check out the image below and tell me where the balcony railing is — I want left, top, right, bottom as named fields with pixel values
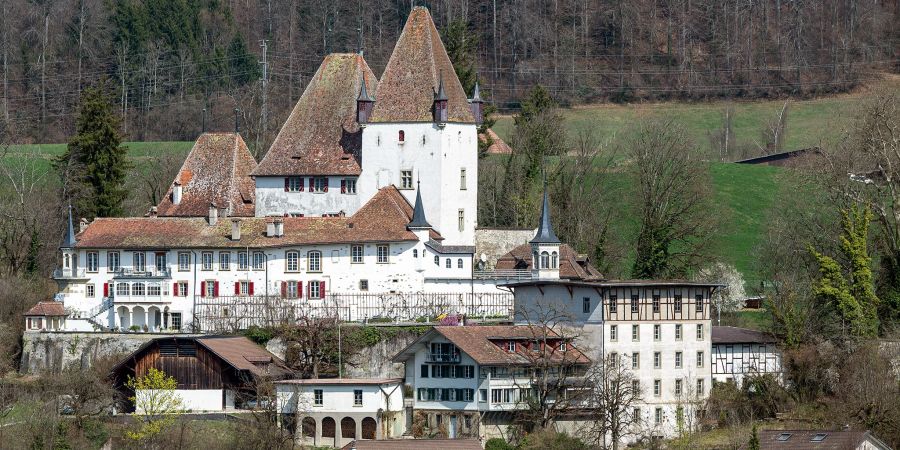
left=113, top=267, right=172, bottom=279
left=425, top=352, right=461, bottom=363
left=53, top=268, right=88, bottom=279
left=473, top=269, right=533, bottom=280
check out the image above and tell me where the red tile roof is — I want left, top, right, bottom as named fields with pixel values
left=480, top=128, right=513, bottom=154
left=24, top=301, right=67, bottom=317
left=156, top=133, right=257, bottom=217
left=276, top=378, right=402, bottom=386
left=254, top=54, right=376, bottom=177
left=195, top=336, right=290, bottom=378
left=370, top=7, right=475, bottom=123
left=76, top=186, right=440, bottom=249
left=745, top=430, right=890, bottom=450
left=341, top=439, right=483, bottom=450
left=495, top=243, right=604, bottom=281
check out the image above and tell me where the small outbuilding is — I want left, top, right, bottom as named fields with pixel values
left=111, top=335, right=291, bottom=412
left=712, top=326, right=782, bottom=386
left=743, top=429, right=891, bottom=450
left=24, top=301, right=68, bottom=331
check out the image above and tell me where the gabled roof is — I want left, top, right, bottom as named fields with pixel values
left=745, top=430, right=891, bottom=450
left=75, top=186, right=441, bottom=249
left=496, top=243, right=604, bottom=281
left=480, top=129, right=513, bottom=155
left=393, top=325, right=590, bottom=366
left=253, top=54, right=376, bottom=176
left=156, top=133, right=257, bottom=217
left=713, top=326, right=778, bottom=345
left=370, top=7, right=475, bottom=123
left=24, top=301, right=67, bottom=317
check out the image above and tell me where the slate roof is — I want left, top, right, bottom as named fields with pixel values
left=156, top=133, right=257, bottom=217
left=75, top=186, right=440, bottom=249
left=24, top=301, right=67, bottom=317
left=394, top=325, right=591, bottom=366
left=341, top=439, right=484, bottom=450
left=425, top=239, right=475, bottom=254
left=744, top=430, right=891, bottom=450
left=254, top=54, right=376, bottom=177
left=713, top=326, right=778, bottom=345
left=495, top=243, right=604, bottom=281
left=370, top=7, right=475, bottom=123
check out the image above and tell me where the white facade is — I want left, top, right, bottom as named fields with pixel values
left=254, top=175, right=364, bottom=218
left=135, top=389, right=227, bottom=413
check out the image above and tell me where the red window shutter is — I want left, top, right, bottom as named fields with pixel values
left=103, top=283, right=109, bottom=297
left=340, top=179, right=346, bottom=194
left=249, top=282, right=254, bottom=296
left=281, top=281, right=287, bottom=298
left=323, top=178, right=329, bottom=192
left=320, top=281, right=326, bottom=299
left=201, top=281, right=206, bottom=297
left=173, top=283, right=179, bottom=296
left=298, top=281, right=303, bottom=299
left=309, top=178, right=314, bottom=191
left=284, top=178, right=290, bottom=192
left=214, top=281, right=219, bottom=298
left=306, top=283, right=311, bottom=299
left=235, top=282, right=240, bottom=295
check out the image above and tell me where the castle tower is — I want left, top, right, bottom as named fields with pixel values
left=530, top=186, right=561, bottom=280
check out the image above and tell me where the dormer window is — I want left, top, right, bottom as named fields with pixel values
left=506, top=341, right=515, bottom=352
left=398, top=130, right=405, bottom=144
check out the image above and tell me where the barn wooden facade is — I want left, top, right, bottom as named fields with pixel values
left=111, top=336, right=291, bottom=412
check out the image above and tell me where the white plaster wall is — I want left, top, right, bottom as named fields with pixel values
left=407, top=336, right=482, bottom=412
left=254, top=176, right=363, bottom=218
left=513, top=286, right=604, bottom=326
left=711, top=343, right=782, bottom=385
left=136, top=389, right=223, bottom=413
left=276, top=382, right=403, bottom=415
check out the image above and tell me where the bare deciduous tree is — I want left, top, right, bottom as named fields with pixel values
left=579, top=355, right=642, bottom=450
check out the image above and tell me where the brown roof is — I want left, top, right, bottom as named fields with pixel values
left=156, top=133, right=257, bottom=217
left=496, top=243, right=604, bottom=281
left=195, top=336, right=290, bottom=378
left=480, top=128, right=513, bottom=154
left=745, top=430, right=890, bottom=450
left=370, top=7, right=474, bottom=123
left=254, top=54, right=376, bottom=176
left=76, top=186, right=440, bottom=249
left=394, top=325, right=591, bottom=366
left=713, top=326, right=778, bottom=345
left=341, top=439, right=483, bottom=450
left=24, top=301, right=66, bottom=317
left=276, top=378, right=402, bottom=386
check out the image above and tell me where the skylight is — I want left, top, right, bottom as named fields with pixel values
left=811, top=433, right=828, bottom=442
left=777, top=433, right=793, bottom=441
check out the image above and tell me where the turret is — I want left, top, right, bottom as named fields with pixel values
left=408, top=181, right=432, bottom=272
left=530, top=183, right=561, bottom=280
left=357, top=74, right=374, bottom=125
left=56, top=204, right=80, bottom=280
left=469, top=80, right=484, bottom=126
left=433, top=72, right=448, bottom=125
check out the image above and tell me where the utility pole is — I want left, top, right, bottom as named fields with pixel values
left=259, top=40, right=268, bottom=139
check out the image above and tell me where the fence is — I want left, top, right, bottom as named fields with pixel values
left=194, top=292, right=515, bottom=332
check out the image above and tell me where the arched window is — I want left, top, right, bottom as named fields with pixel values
left=540, top=251, right=550, bottom=269
left=533, top=252, right=538, bottom=268
left=116, top=283, right=130, bottom=296
left=398, top=130, right=405, bottom=143
left=434, top=255, right=440, bottom=266
left=413, top=249, right=418, bottom=258
left=457, top=258, right=464, bottom=269
left=285, top=251, right=299, bottom=272
left=551, top=251, right=558, bottom=269
left=132, top=282, right=146, bottom=296
left=445, top=258, right=452, bottom=268
left=64, top=254, right=70, bottom=269
left=307, top=251, right=322, bottom=272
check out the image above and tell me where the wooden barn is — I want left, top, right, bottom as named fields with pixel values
left=111, top=335, right=291, bottom=412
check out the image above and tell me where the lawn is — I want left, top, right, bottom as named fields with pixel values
left=1, top=141, right=193, bottom=172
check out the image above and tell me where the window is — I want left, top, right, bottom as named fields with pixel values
left=559, top=342, right=567, bottom=352
left=285, top=281, right=299, bottom=298
left=204, top=281, right=215, bottom=298
left=238, top=281, right=250, bottom=296
left=285, top=251, right=299, bottom=272
left=811, top=434, right=828, bottom=442
left=175, top=281, right=188, bottom=297
left=674, top=294, right=683, bottom=313
left=421, top=364, right=429, bottom=378
left=696, top=324, right=704, bottom=340
left=236, top=252, right=248, bottom=270
left=434, top=255, right=439, bottom=266
left=675, top=351, right=682, bottom=368
left=307, top=251, right=321, bottom=272
left=583, top=297, right=591, bottom=314
left=457, top=258, right=463, bottom=269
left=132, top=282, right=146, bottom=296
left=398, top=130, right=405, bottom=143
left=697, top=351, right=705, bottom=368
left=458, top=209, right=465, bottom=232
left=445, top=258, right=451, bottom=268
left=506, top=341, right=515, bottom=352
left=286, top=177, right=303, bottom=192
left=654, top=324, right=661, bottom=341
left=108, top=251, right=120, bottom=272
left=413, top=249, right=418, bottom=258
left=309, top=281, right=322, bottom=299
left=675, top=324, right=682, bottom=340
left=401, top=170, right=413, bottom=189
left=116, top=283, right=130, bottom=296
left=540, top=251, right=549, bottom=269
left=155, top=252, right=167, bottom=271
left=86, top=284, right=95, bottom=298
left=631, top=294, right=639, bottom=313
left=351, top=245, right=363, bottom=263
left=359, top=280, right=369, bottom=291
left=149, top=283, right=162, bottom=296
left=777, top=433, right=793, bottom=442
left=219, top=252, right=231, bottom=270
left=631, top=380, right=640, bottom=394
left=609, top=352, right=619, bottom=363
left=610, top=325, right=617, bottom=341
left=343, top=178, right=357, bottom=194
left=87, top=252, right=99, bottom=272
left=633, top=408, right=642, bottom=424
left=377, top=245, right=389, bottom=264
left=479, top=389, right=487, bottom=402
left=654, top=352, right=661, bottom=369
left=631, top=353, right=640, bottom=369
left=609, top=294, right=617, bottom=313
left=252, top=252, right=265, bottom=270
left=460, top=168, right=467, bottom=190
left=632, top=324, right=639, bottom=341
left=200, top=252, right=213, bottom=271
left=551, top=251, right=558, bottom=268
left=696, top=378, right=705, bottom=395
left=675, top=379, right=683, bottom=396
left=696, top=294, right=704, bottom=313
left=171, top=313, right=182, bottom=330
left=133, top=252, right=146, bottom=272
left=354, top=389, right=363, bottom=406
left=652, top=294, right=660, bottom=313
left=653, top=380, right=661, bottom=396
left=503, top=388, right=514, bottom=403
left=655, top=407, right=663, bottom=424
left=178, top=252, right=190, bottom=271
left=312, top=177, right=328, bottom=193
left=314, top=389, right=323, bottom=406
left=491, top=389, right=502, bottom=404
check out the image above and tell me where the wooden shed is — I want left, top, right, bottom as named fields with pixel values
left=111, top=335, right=291, bottom=412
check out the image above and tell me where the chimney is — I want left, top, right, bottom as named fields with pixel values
left=172, top=181, right=182, bottom=205
left=79, top=218, right=89, bottom=233
left=469, top=80, right=484, bottom=125
left=147, top=206, right=158, bottom=217
left=231, top=218, right=241, bottom=241
left=265, top=217, right=276, bottom=237
left=433, top=72, right=449, bottom=125
left=208, top=204, right=218, bottom=226
left=274, top=217, right=284, bottom=237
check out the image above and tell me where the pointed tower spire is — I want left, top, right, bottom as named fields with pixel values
left=63, top=204, right=77, bottom=248
left=530, top=177, right=560, bottom=244
left=408, top=181, right=431, bottom=229
left=357, top=73, right=375, bottom=125
left=469, top=78, right=484, bottom=125
left=435, top=71, right=448, bottom=101
left=471, top=79, right=482, bottom=102
left=357, top=74, right=373, bottom=102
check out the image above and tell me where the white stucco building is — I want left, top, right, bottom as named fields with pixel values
left=711, top=326, right=782, bottom=386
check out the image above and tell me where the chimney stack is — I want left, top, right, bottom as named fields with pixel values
left=274, top=217, right=284, bottom=237
left=147, top=206, right=158, bottom=217
left=265, top=217, right=276, bottom=237
left=231, top=218, right=241, bottom=241
left=208, top=203, right=218, bottom=226
left=79, top=218, right=89, bottom=233
left=173, top=181, right=183, bottom=205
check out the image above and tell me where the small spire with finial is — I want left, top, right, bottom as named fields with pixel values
left=63, top=204, right=77, bottom=248
left=531, top=171, right=560, bottom=244
left=234, top=108, right=240, bottom=133
left=408, top=180, right=431, bottom=229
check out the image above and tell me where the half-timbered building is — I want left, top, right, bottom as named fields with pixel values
left=712, top=326, right=782, bottom=386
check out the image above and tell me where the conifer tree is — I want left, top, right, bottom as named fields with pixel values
left=58, top=85, right=130, bottom=219
left=748, top=424, right=760, bottom=450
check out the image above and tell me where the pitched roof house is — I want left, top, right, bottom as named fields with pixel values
left=744, top=430, right=891, bottom=450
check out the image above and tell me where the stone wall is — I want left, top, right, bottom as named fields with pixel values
left=474, top=227, right=534, bottom=269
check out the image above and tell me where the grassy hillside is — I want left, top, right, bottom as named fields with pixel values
left=2, top=141, right=194, bottom=172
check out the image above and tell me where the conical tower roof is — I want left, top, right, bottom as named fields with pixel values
left=63, top=204, right=76, bottom=248
left=407, top=181, right=431, bottom=229
left=530, top=186, right=560, bottom=244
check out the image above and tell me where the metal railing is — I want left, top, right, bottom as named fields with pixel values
left=113, top=267, right=172, bottom=278
left=52, top=268, right=87, bottom=279
left=425, top=353, right=461, bottom=363
left=473, top=269, right=533, bottom=280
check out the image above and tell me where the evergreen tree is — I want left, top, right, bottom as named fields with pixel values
left=24, top=229, right=41, bottom=277
left=749, top=424, right=760, bottom=450
left=441, top=19, right=478, bottom=95
left=512, top=85, right=566, bottom=179
left=58, top=86, right=131, bottom=219
left=810, top=204, right=880, bottom=337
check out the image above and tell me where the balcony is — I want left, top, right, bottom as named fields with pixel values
left=53, top=268, right=89, bottom=280
left=473, top=269, right=533, bottom=280
left=113, top=267, right=172, bottom=279
left=425, top=352, right=461, bottom=364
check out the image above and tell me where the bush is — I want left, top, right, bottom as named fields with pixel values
left=485, top=437, right=514, bottom=450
